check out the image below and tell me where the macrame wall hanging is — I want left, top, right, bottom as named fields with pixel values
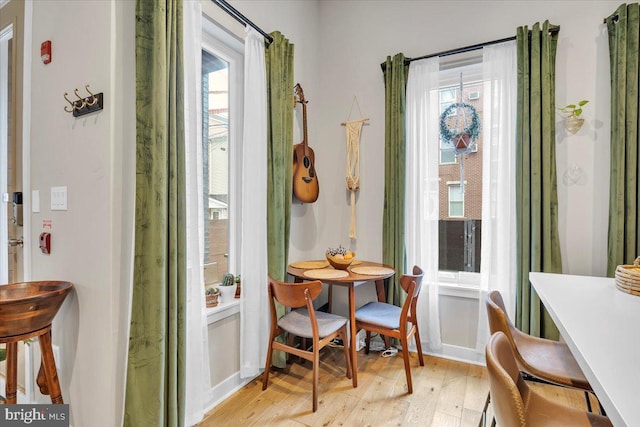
left=438, top=73, right=480, bottom=194
left=342, top=96, right=369, bottom=240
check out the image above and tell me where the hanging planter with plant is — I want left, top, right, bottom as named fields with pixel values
left=558, top=100, right=588, bottom=134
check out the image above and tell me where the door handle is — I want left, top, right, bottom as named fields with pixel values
left=8, top=238, right=23, bottom=247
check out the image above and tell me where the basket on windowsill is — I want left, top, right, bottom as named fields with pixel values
left=614, top=256, right=640, bottom=297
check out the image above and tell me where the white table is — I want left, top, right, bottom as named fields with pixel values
left=529, top=272, right=640, bottom=427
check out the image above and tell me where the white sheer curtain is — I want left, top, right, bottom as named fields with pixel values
left=239, top=27, right=268, bottom=379
left=405, top=57, right=442, bottom=352
left=183, top=1, right=211, bottom=425
left=475, top=41, right=517, bottom=352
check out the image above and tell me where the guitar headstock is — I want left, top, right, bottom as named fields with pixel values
left=294, top=83, right=307, bottom=104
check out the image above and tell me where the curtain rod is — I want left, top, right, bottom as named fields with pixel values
left=381, top=27, right=560, bottom=71
left=211, top=0, right=273, bottom=43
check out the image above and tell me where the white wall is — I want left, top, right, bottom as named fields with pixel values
left=27, top=0, right=135, bottom=426
left=228, top=0, right=620, bottom=368
left=234, top=0, right=619, bottom=277
left=311, top=0, right=617, bottom=277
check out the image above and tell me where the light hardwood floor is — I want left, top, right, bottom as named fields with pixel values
left=199, top=346, right=594, bottom=427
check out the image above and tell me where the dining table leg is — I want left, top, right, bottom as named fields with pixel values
left=349, top=283, right=357, bottom=388
left=375, top=279, right=386, bottom=303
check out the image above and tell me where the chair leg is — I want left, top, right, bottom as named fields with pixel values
left=382, top=335, right=391, bottom=349
left=584, top=390, right=593, bottom=413
left=478, top=391, right=492, bottom=427
left=400, top=336, right=413, bottom=394
left=262, top=335, right=274, bottom=391
left=365, top=330, right=371, bottom=354
left=413, top=326, right=424, bottom=366
left=312, top=344, right=319, bottom=412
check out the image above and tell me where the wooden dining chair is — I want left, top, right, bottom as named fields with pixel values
left=262, top=276, right=352, bottom=412
left=486, top=331, right=612, bottom=427
left=485, top=290, right=598, bottom=411
left=355, top=265, right=424, bottom=394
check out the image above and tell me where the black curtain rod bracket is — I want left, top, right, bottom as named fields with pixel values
left=211, top=0, right=273, bottom=43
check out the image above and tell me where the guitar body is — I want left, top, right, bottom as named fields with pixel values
left=293, top=142, right=319, bottom=203
left=292, top=84, right=320, bottom=203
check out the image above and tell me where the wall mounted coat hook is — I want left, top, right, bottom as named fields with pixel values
left=84, top=85, right=98, bottom=106
left=63, top=85, right=104, bottom=117
left=63, top=92, right=75, bottom=113
left=73, top=89, right=87, bottom=110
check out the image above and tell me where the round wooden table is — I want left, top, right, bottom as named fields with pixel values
left=287, top=261, right=395, bottom=388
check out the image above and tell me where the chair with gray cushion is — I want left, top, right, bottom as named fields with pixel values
left=355, top=265, right=424, bottom=393
left=262, top=276, right=352, bottom=412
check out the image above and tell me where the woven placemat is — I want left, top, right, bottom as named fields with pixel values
left=303, top=269, right=349, bottom=280
left=350, top=266, right=394, bottom=276
left=290, top=260, right=329, bottom=269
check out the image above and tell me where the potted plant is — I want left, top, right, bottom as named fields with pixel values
left=558, top=100, right=588, bottom=134
left=205, top=286, right=220, bottom=308
left=219, top=273, right=237, bottom=303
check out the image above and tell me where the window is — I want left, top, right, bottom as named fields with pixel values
left=440, top=145, right=457, bottom=165
left=437, top=58, right=483, bottom=276
left=448, top=183, right=464, bottom=218
left=202, top=20, right=243, bottom=290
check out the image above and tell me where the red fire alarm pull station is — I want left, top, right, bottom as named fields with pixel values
left=40, top=232, right=51, bottom=254
left=41, top=40, right=51, bottom=64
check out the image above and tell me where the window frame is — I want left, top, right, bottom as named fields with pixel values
left=436, top=57, right=484, bottom=289
left=202, top=18, right=244, bottom=286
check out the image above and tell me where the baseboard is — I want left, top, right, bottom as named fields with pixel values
left=420, top=342, right=485, bottom=366
left=202, top=371, right=256, bottom=415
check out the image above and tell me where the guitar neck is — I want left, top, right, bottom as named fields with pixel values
left=301, top=101, right=309, bottom=153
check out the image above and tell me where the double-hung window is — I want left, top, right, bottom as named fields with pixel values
left=438, top=57, right=483, bottom=282
left=201, top=19, right=243, bottom=294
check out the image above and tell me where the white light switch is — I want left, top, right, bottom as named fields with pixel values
left=51, top=186, right=67, bottom=211
left=32, top=190, right=40, bottom=213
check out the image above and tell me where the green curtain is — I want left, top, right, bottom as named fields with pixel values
left=382, top=54, right=409, bottom=307
left=606, top=3, right=640, bottom=276
left=124, top=1, right=186, bottom=426
left=515, top=21, right=561, bottom=340
left=266, top=31, right=294, bottom=368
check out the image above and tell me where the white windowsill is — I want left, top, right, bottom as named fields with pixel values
left=207, top=299, right=240, bottom=324
left=437, top=282, right=480, bottom=299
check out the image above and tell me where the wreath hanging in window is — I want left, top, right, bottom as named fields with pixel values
left=438, top=74, right=481, bottom=194
left=439, top=102, right=480, bottom=154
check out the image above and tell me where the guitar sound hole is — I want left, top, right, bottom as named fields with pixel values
left=303, top=157, right=310, bottom=168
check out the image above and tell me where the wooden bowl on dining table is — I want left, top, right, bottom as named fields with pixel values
left=326, top=252, right=355, bottom=270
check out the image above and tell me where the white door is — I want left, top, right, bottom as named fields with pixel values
left=0, top=0, right=24, bottom=285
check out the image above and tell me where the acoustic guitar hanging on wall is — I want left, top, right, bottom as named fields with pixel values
left=292, top=84, right=320, bottom=203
